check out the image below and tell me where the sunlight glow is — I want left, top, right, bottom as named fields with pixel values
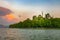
left=6, top=13, right=15, bottom=21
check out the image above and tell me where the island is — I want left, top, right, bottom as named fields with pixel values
left=9, top=13, right=60, bottom=29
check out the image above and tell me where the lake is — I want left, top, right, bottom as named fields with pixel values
left=0, top=28, right=60, bottom=40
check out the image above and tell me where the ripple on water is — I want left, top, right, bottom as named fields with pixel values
left=0, top=28, right=60, bottom=40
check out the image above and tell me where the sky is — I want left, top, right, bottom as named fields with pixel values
left=0, top=0, right=60, bottom=26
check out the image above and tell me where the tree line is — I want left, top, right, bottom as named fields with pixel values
left=9, top=13, right=60, bottom=28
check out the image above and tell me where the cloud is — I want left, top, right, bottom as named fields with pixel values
left=0, top=7, right=12, bottom=16
left=2, top=13, right=19, bottom=22
left=0, top=7, right=19, bottom=25
left=0, top=0, right=20, bottom=25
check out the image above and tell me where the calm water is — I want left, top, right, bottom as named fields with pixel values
left=0, top=28, right=60, bottom=40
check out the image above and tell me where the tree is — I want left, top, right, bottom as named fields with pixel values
left=51, top=18, right=60, bottom=28
left=38, top=15, right=43, bottom=20
left=45, top=13, right=51, bottom=19
left=32, top=15, right=38, bottom=28
left=22, top=18, right=32, bottom=28
left=38, top=18, right=45, bottom=28
left=9, top=13, right=60, bottom=29
left=33, top=16, right=37, bottom=20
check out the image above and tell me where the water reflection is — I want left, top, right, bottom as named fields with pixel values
left=0, top=28, right=60, bottom=40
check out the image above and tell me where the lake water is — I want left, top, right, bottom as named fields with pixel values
left=0, top=28, right=60, bottom=40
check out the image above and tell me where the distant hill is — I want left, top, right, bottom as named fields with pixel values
left=0, top=25, right=9, bottom=28
left=0, top=25, right=5, bottom=28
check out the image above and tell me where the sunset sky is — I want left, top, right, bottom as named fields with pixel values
left=0, top=0, right=60, bottom=26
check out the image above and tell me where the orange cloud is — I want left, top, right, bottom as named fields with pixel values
left=2, top=13, right=19, bottom=22
left=6, top=13, right=15, bottom=21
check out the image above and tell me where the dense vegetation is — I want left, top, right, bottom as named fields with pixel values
left=9, top=13, right=60, bottom=28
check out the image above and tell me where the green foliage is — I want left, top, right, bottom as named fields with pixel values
left=9, top=13, right=60, bottom=28
left=45, top=13, right=51, bottom=19
left=51, top=18, right=60, bottom=28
